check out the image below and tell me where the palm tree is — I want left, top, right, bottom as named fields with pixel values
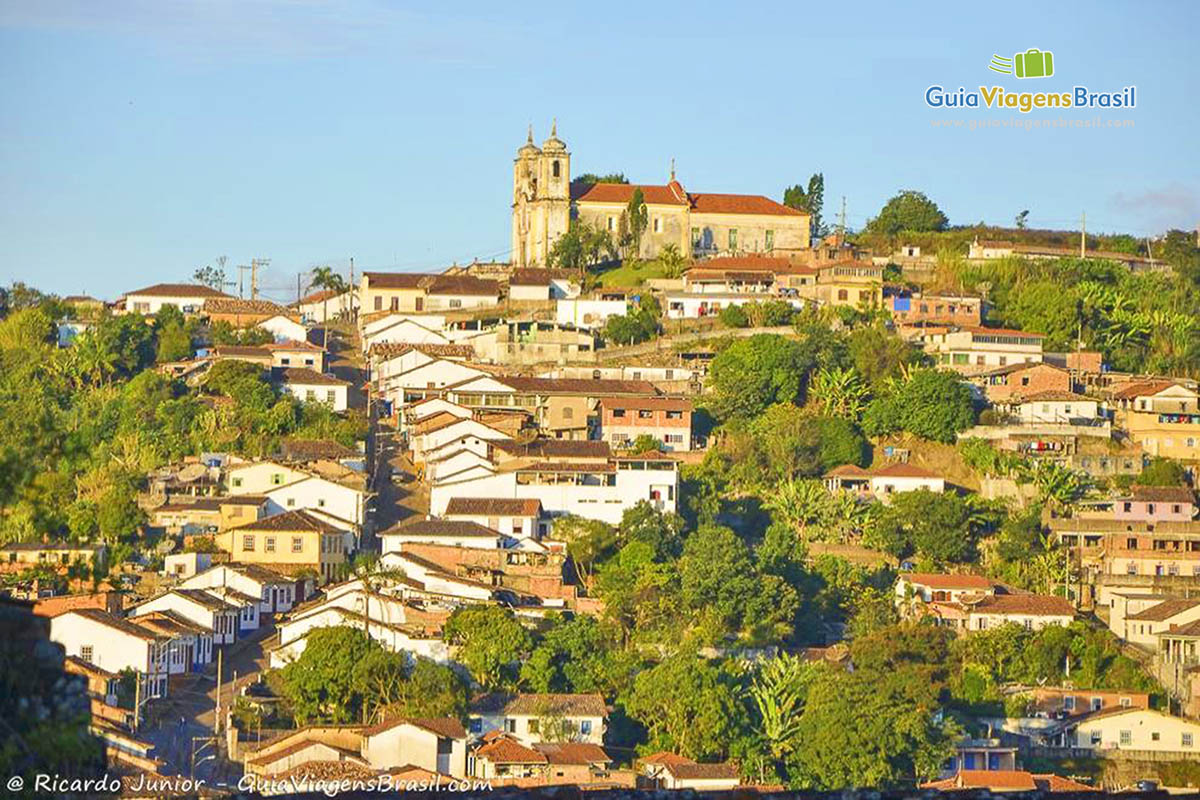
left=658, top=243, right=688, bottom=279
left=308, top=266, right=349, bottom=347
left=750, top=653, right=813, bottom=763
left=70, top=329, right=117, bottom=386
left=765, top=479, right=831, bottom=542
left=809, top=366, right=869, bottom=421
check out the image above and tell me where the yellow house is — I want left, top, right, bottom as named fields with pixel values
left=1, top=541, right=106, bottom=571
left=218, top=510, right=347, bottom=583
left=360, top=272, right=501, bottom=315
left=1111, top=380, right=1200, bottom=462
left=808, top=262, right=884, bottom=308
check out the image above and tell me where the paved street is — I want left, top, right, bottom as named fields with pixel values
left=139, top=622, right=275, bottom=780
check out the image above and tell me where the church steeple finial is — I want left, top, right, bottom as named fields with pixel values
left=551, top=118, right=557, bottom=137
left=670, top=157, right=676, bottom=182
left=527, top=124, right=534, bottom=144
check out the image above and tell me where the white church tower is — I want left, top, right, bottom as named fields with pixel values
left=511, top=122, right=571, bottom=268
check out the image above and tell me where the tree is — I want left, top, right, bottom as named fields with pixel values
left=193, top=264, right=227, bottom=291
left=782, top=173, right=825, bottom=240
left=553, top=516, right=617, bottom=582
left=308, top=266, right=348, bottom=345
left=519, top=615, right=635, bottom=696
left=547, top=220, right=615, bottom=273
left=788, top=667, right=955, bottom=789
left=1015, top=209, right=1030, bottom=229
left=868, top=490, right=975, bottom=565
left=658, top=243, right=688, bottom=279
left=808, top=366, right=869, bottom=421
left=719, top=304, right=749, bottom=328
left=623, top=652, right=744, bottom=760
left=863, top=369, right=974, bottom=443
left=443, top=606, right=531, bottom=689
left=866, top=190, right=949, bottom=236
left=573, top=173, right=628, bottom=187
left=708, top=335, right=813, bottom=422
left=623, top=188, right=649, bottom=258
left=749, top=653, right=817, bottom=767
left=602, top=305, right=657, bottom=346
left=155, top=320, right=192, bottom=363
left=278, top=626, right=380, bottom=724
left=1137, top=457, right=1188, bottom=486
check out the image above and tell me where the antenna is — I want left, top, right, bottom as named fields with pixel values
left=838, top=196, right=847, bottom=246
left=236, top=265, right=251, bottom=299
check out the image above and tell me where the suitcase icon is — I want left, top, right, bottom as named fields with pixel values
left=1014, top=48, right=1054, bottom=79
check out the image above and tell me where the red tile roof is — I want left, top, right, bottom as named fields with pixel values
left=664, top=761, right=740, bottom=781
left=1128, top=598, right=1200, bottom=622
left=125, top=283, right=232, bottom=298
left=923, top=770, right=1037, bottom=791
left=640, top=752, right=696, bottom=767
left=1111, top=379, right=1185, bottom=400
left=362, top=716, right=467, bottom=740
left=370, top=342, right=476, bottom=360
left=535, top=742, right=612, bottom=765
left=230, top=509, right=344, bottom=535
left=278, top=367, right=349, bottom=387
left=1130, top=485, right=1196, bottom=504
left=476, top=736, right=547, bottom=765
left=496, top=376, right=659, bottom=396
left=969, top=593, right=1075, bottom=617
left=444, top=497, right=542, bottom=517
left=903, top=573, right=994, bottom=591
left=572, top=181, right=804, bottom=217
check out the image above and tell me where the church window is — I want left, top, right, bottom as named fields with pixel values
left=552, top=160, right=560, bottom=178
left=607, top=216, right=616, bottom=232
left=765, top=229, right=774, bottom=250
left=653, top=217, right=661, bottom=234
left=691, top=227, right=700, bottom=246
left=728, top=228, right=738, bottom=250
left=374, top=296, right=382, bottom=311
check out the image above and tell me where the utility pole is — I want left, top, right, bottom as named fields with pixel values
left=214, top=648, right=223, bottom=736
left=838, top=196, right=847, bottom=247
left=297, top=273, right=302, bottom=304
left=1080, top=211, right=1086, bottom=258
left=349, top=257, right=355, bottom=319
left=133, top=673, right=141, bottom=733
left=236, top=265, right=251, bottom=299
left=250, top=257, right=270, bottom=299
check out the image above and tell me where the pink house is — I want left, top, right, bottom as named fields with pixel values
left=1113, top=486, right=1197, bottom=523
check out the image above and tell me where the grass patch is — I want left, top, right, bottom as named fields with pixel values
left=593, top=259, right=673, bottom=289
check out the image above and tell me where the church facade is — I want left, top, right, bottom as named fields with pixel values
left=511, top=125, right=811, bottom=268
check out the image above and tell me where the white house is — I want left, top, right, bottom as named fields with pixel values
left=1069, top=707, right=1200, bottom=755
left=467, top=693, right=607, bottom=745
left=122, top=283, right=232, bottom=315
left=132, top=611, right=214, bottom=675
left=379, top=358, right=490, bottom=408
left=411, top=417, right=512, bottom=465
left=361, top=718, right=468, bottom=776
left=50, top=609, right=171, bottom=698
left=262, top=473, right=368, bottom=535
left=643, top=757, right=741, bottom=792
left=662, top=292, right=805, bottom=320
left=258, top=314, right=309, bottom=343
left=443, top=498, right=544, bottom=539
left=824, top=463, right=947, bottom=499
left=963, top=594, right=1075, bottom=632
left=295, top=288, right=355, bottom=323
left=895, top=573, right=996, bottom=606
left=130, top=589, right=241, bottom=645
left=277, top=368, right=351, bottom=412
left=379, top=519, right=507, bottom=552
left=402, top=397, right=473, bottom=433
left=227, top=460, right=310, bottom=494
left=364, top=317, right=453, bottom=350
left=555, top=297, right=628, bottom=330
left=1122, top=599, right=1200, bottom=649
left=1012, top=391, right=1100, bottom=424
left=268, top=341, right=327, bottom=371
left=377, top=551, right=496, bottom=602
left=179, top=563, right=299, bottom=614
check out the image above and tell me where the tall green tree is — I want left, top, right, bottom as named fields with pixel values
left=623, top=188, right=648, bottom=258
left=866, top=190, right=949, bottom=236
left=443, top=606, right=531, bottom=690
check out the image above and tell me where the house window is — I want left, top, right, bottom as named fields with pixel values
left=638, top=410, right=652, bottom=419
left=326, top=390, right=335, bottom=403
left=286, top=498, right=296, bottom=507
left=1063, top=696, right=1076, bottom=711
left=449, top=299, right=463, bottom=309
left=691, top=227, right=701, bottom=246
left=1119, top=730, right=1132, bottom=746
left=291, top=536, right=303, bottom=553
left=80, top=645, right=93, bottom=662
left=837, top=289, right=848, bottom=301
left=1127, top=537, right=1138, bottom=549
left=232, top=477, right=243, bottom=488
left=1184, top=733, right=1194, bottom=748
left=265, top=537, right=276, bottom=553
left=374, top=296, right=382, bottom=311
left=1091, top=697, right=1103, bottom=711
left=281, top=357, right=291, bottom=365
left=1151, top=732, right=1160, bottom=742
left=607, top=216, right=616, bottom=232
left=305, top=389, right=316, bottom=401
left=765, top=229, right=774, bottom=250
left=612, top=409, right=625, bottom=418
left=317, top=498, right=326, bottom=508
left=243, top=535, right=255, bottom=552
left=580, top=720, right=592, bottom=735
left=528, top=719, right=539, bottom=735
left=390, top=297, right=399, bottom=311
left=1119, top=697, right=1132, bottom=707
left=504, top=719, right=516, bottom=733
left=271, top=473, right=286, bottom=485
left=563, top=407, right=574, bottom=420
left=653, top=217, right=662, bottom=234
left=728, top=229, right=738, bottom=250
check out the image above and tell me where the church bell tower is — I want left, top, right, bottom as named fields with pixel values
left=511, top=121, right=570, bottom=268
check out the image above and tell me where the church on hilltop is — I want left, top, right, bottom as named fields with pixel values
left=511, top=124, right=811, bottom=268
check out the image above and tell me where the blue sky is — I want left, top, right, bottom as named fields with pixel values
left=1, top=1, right=1197, bottom=300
